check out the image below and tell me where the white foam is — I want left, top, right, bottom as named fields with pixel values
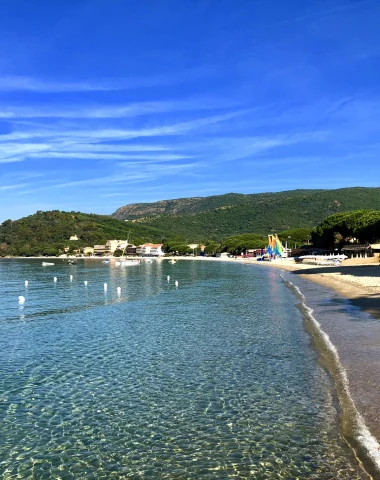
left=285, top=277, right=380, bottom=471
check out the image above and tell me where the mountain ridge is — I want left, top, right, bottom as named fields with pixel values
left=112, top=187, right=380, bottom=240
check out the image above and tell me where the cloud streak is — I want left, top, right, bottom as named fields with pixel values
left=0, top=109, right=249, bottom=144
left=0, top=99, right=239, bottom=119
left=0, top=68, right=217, bottom=93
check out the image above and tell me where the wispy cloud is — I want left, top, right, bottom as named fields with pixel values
left=0, top=109, right=249, bottom=144
left=0, top=76, right=115, bottom=93
left=0, top=98, right=239, bottom=119
left=0, top=183, right=29, bottom=191
left=29, top=152, right=193, bottom=161
left=16, top=161, right=197, bottom=194
left=268, top=0, right=371, bottom=27
left=0, top=68, right=217, bottom=93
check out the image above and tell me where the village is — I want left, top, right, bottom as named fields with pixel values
left=62, top=236, right=166, bottom=257
left=60, top=236, right=210, bottom=258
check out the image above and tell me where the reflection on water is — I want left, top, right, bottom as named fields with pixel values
left=0, top=259, right=366, bottom=478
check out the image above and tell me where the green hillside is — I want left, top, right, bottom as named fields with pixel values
left=2, top=187, right=380, bottom=256
left=112, top=187, right=380, bottom=241
left=113, top=193, right=251, bottom=219
left=0, top=210, right=164, bottom=257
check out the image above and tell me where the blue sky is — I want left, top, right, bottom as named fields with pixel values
left=0, top=0, right=379, bottom=221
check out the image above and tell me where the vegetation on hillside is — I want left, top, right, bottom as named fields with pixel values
left=113, top=193, right=249, bottom=219
left=0, top=210, right=163, bottom=257
left=277, top=228, right=312, bottom=247
left=113, top=187, right=380, bottom=241
left=311, top=210, right=380, bottom=249
left=2, top=191, right=380, bottom=257
left=220, top=234, right=267, bottom=254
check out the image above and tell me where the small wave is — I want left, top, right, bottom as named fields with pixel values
left=281, top=274, right=380, bottom=478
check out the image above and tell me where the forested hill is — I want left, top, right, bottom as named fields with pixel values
left=2, top=187, right=380, bottom=256
left=113, top=193, right=251, bottom=219
left=112, top=187, right=380, bottom=241
left=0, top=210, right=163, bottom=256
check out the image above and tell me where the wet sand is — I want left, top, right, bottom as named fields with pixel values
left=266, top=260, right=380, bottom=320
left=257, top=259, right=380, bottom=473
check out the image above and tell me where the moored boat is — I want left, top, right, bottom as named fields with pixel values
left=119, top=259, right=140, bottom=266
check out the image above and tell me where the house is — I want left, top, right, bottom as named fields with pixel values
left=94, top=245, right=108, bottom=256
left=83, top=246, right=94, bottom=256
left=136, top=243, right=164, bottom=257
left=341, top=244, right=373, bottom=258
left=69, top=235, right=79, bottom=241
left=106, top=239, right=135, bottom=254
left=371, top=244, right=380, bottom=259
left=106, top=240, right=121, bottom=254
left=126, top=245, right=137, bottom=255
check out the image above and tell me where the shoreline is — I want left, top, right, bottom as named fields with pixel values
left=257, top=259, right=380, bottom=476
left=258, top=259, right=380, bottom=320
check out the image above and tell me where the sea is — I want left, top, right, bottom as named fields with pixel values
left=0, top=258, right=372, bottom=479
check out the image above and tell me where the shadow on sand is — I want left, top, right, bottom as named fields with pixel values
left=290, top=264, right=380, bottom=320
left=292, top=264, right=380, bottom=277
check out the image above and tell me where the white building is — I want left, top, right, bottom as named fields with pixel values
left=136, top=243, right=164, bottom=257
left=105, top=239, right=129, bottom=254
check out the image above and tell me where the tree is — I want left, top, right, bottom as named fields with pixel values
left=312, top=210, right=380, bottom=248
left=220, top=234, right=267, bottom=254
left=204, top=241, right=220, bottom=255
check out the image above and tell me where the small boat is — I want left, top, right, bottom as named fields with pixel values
left=169, top=259, right=177, bottom=264
left=119, top=259, right=140, bottom=266
left=102, top=260, right=110, bottom=264
left=67, top=260, right=77, bottom=265
left=115, top=234, right=140, bottom=266
left=144, top=258, right=153, bottom=263
left=42, top=262, right=55, bottom=266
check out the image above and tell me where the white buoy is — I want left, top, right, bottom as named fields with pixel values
left=175, top=280, right=179, bottom=288
left=104, top=283, right=108, bottom=291
left=24, top=280, right=28, bottom=287
left=84, top=281, right=88, bottom=286
left=54, top=277, right=58, bottom=283
left=18, top=296, right=25, bottom=304
left=70, top=275, right=73, bottom=282
left=117, top=286, right=121, bottom=296
left=167, top=275, right=170, bottom=282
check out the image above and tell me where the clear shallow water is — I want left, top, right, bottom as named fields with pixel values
left=0, top=259, right=365, bottom=479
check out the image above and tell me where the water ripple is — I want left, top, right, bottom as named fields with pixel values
left=0, top=259, right=366, bottom=478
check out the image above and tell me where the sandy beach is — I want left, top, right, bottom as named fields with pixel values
left=251, top=258, right=380, bottom=474
left=262, top=259, right=380, bottom=320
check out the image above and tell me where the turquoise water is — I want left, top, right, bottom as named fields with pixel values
left=0, top=259, right=365, bottom=478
